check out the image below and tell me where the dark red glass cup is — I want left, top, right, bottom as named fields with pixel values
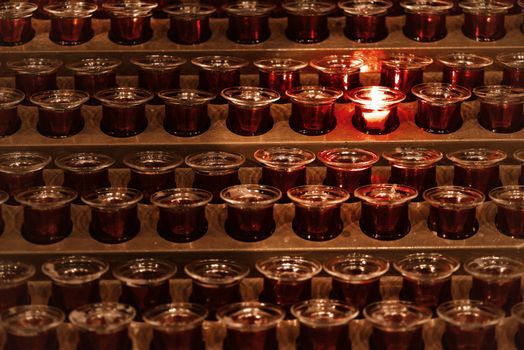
left=185, top=259, right=249, bottom=320
left=364, top=300, right=432, bottom=350
left=164, top=4, right=215, bottom=44
left=0, top=261, right=34, bottom=311
left=82, top=187, right=143, bottom=243
left=44, top=2, right=97, bottom=45
left=286, top=86, right=343, bottom=135
left=292, top=299, right=359, bottom=350
left=95, top=87, right=153, bottom=137
left=401, top=0, right=453, bottom=42
left=497, top=52, right=524, bottom=87
left=412, top=82, right=471, bottom=134
left=424, top=186, right=485, bottom=239
left=288, top=185, right=350, bottom=241
left=283, top=0, right=335, bottom=43
left=7, top=58, right=62, bottom=104
left=224, top=2, right=274, bottom=44
left=41, top=256, right=109, bottom=315
left=0, top=88, right=24, bottom=137
left=103, top=2, right=157, bottom=45
left=143, top=303, right=208, bottom=350
left=113, top=258, right=176, bottom=320
left=0, top=2, right=37, bottom=46
left=438, top=52, right=493, bottom=94
left=123, top=151, right=183, bottom=204
left=15, top=186, right=77, bottom=245
left=254, top=58, right=307, bottom=103
left=474, top=85, right=524, bottom=133
left=490, top=186, right=524, bottom=238
left=512, top=302, right=524, bottom=350
left=516, top=150, right=524, bottom=185
left=339, top=0, right=392, bottom=42
left=324, top=254, right=389, bottom=312
left=460, top=0, right=513, bottom=41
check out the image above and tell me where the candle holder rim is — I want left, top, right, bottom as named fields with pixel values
left=473, top=85, right=524, bottom=103
left=0, top=88, right=25, bottom=109
left=158, top=89, right=216, bottom=105
left=286, top=85, right=343, bottom=104
left=347, top=86, right=406, bottom=106
left=287, top=185, right=350, bottom=207
left=15, top=185, right=77, bottom=208
left=338, top=0, right=393, bottom=15
left=123, top=151, right=183, bottom=173
left=69, top=302, right=136, bottom=334
left=323, top=254, right=390, bottom=281
left=221, top=86, right=280, bottom=107
left=41, top=255, right=109, bottom=285
left=150, top=188, right=213, bottom=208
left=354, top=183, right=418, bottom=205
left=423, top=186, right=485, bottom=209
left=511, top=302, right=524, bottom=323
left=282, top=0, right=336, bottom=14
left=7, top=57, right=63, bottom=74
left=130, top=55, right=187, bottom=70
left=464, top=256, right=524, bottom=280
left=143, top=302, right=208, bottom=330
left=185, top=151, right=245, bottom=172
left=0, top=261, right=35, bottom=286
left=254, top=147, right=316, bottom=169
left=29, top=89, right=90, bottom=110
left=113, top=258, right=177, bottom=286
left=44, top=2, right=98, bottom=17
left=496, top=51, right=524, bottom=68
left=220, top=184, right=281, bottom=207
left=412, top=82, right=471, bottom=104
left=66, top=58, right=122, bottom=74
left=381, top=52, right=433, bottom=69
left=310, top=55, right=364, bottom=73
left=255, top=255, right=322, bottom=281
left=254, top=57, right=308, bottom=72
left=514, top=149, right=524, bottom=162
left=102, top=1, right=158, bottom=14
left=191, top=55, right=249, bottom=71
left=364, top=300, right=432, bottom=331
left=223, top=1, right=275, bottom=15
left=400, top=0, right=454, bottom=13
left=163, top=3, right=216, bottom=16
left=437, top=300, right=505, bottom=328
left=291, top=299, right=359, bottom=327
left=0, top=305, right=64, bottom=336
left=0, top=2, right=38, bottom=18
left=382, top=147, right=443, bottom=167
left=184, top=258, right=250, bottom=285
left=0, top=152, right=51, bottom=174
left=54, top=152, right=115, bottom=173
left=94, top=87, right=153, bottom=107
left=437, top=53, right=494, bottom=69
left=489, top=185, right=524, bottom=209
left=459, top=0, right=513, bottom=13
left=393, top=253, right=460, bottom=281
left=318, top=147, right=379, bottom=169
left=446, top=148, right=507, bottom=167
left=217, top=302, right=285, bottom=331
left=81, top=187, right=143, bottom=208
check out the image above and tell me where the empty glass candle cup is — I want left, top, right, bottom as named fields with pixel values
left=0, top=261, right=34, bottom=311
left=44, top=2, right=97, bottom=45
left=401, top=0, right=453, bottom=42
left=489, top=186, right=524, bottom=238
left=339, top=0, right=392, bottom=43
left=460, top=0, right=513, bottom=41
left=473, top=85, right=524, bottom=133
left=103, top=2, right=157, bottom=45
left=283, top=0, right=335, bottom=43
left=254, top=58, right=307, bottom=103
left=0, top=2, right=38, bottom=46
left=7, top=58, right=62, bottom=104
left=0, top=88, right=24, bottom=137
left=438, top=52, right=493, bottom=93
left=224, top=1, right=275, bottom=44
left=164, top=4, right=215, bottom=44
left=497, top=52, right=524, bottom=87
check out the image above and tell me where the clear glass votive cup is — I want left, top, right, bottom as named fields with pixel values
left=424, top=186, right=485, bottom=239
left=511, top=302, right=524, bottom=350
left=490, top=186, right=524, bottom=238
left=283, top=0, right=335, bottom=43
left=254, top=58, right=307, bottom=103
left=497, top=52, right=524, bottom=87
left=103, top=2, right=157, bottom=45
left=0, top=2, right=38, bottom=46
left=288, top=185, right=350, bottom=241
left=81, top=187, right=143, bottom=243
left=224, top=1, right=275, bottom=44
left=42, top=256, right=109, bottom=315
left=438, top=52, right=494, bottom=93
left=44, top=2, right=97, bottom=45
left=7, top=58, right=62, bottom=104
left=0, top=261, right=35, bottom=311
left=460, top=0, right=513, bottom=41
left=113, top=258, right=176, bottom=320
left=324, top=254, right=389, bottom=312
left=401, top=0, right=453, bottom=42
left=473, top=85, right=524, bottom=133
left=339, top=0, right=392, bottom=43
left=0, top=88, right=24, bottom=137
left=164, top=4, right=215, bottom=45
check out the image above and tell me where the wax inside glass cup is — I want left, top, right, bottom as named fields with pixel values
left=0, top=261, right=35, bottom=311
left=497, top=52, right=524, bottom=87
left=473, top=85, right=524, bottom=133
left=489, top=186, right=524, bottom=238
left=69, top=302, right=136, bottom=334
left=0, top=2, right=38, bottom=46
left=163, top=3, right=216, bottom=44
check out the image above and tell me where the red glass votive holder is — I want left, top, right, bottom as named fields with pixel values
left=0, top=88, right=24, bottom=137
left=224, top=2, right=274, bottom=44
left=516, top=150, right=524, bottom=185
left=158, top=89, right=215, bottom=136
left=383, top=147, right=442, bottom=201
left=81, top=187, right=143, bottom=243
left=447, top=148, right=507, bottom=196
left=412, top=82, right=471, bottom=134
left=254, top=147, right=315, bottom=203
left=339, top=0, right=392, bottom=42
left=490, top=186, right=524, bottom=238
left=123, top=151, right=183, bottom=204
left=254, top=58, right=307, bottom=103
left=30, top=89, right=89, bottom=138
left=324, top=254, right=389, bottom=312
left=70, top=302, right=135, bottom=350
left=355, top=183, right=418, bottom=240
left=0, top=261, right=34, bottom=311
left=164, top=4, right=215, bottom=45
left=15, top=186, right=76, bottom=245
left=256, top=256, right=321, bottom=317
left=0, top=305, right=64, bottom=350
left=286, top=86, right=342, bottom=135
left=222, top=86, right=280, bottom=136
left=44, top=2, right=97, bottom=45
left=349, top=86, right=406, bottom=135
left=66, top=58, right=121, bottom=106
left=7, top=58, right=62, bottom=104
left=221, top=184, right=281, bottom=242
left=288, top=185, right=350, bottom=241
left=364, top=300, right=432, bottom=350
left=497, top=52, right=524, bottom=87
left=151, top=188, right=212, bottom=243
left=512, top=302, right=524, bottom=350
left=424, top=186, right=485, bottom=239
left=143, top=303, right=208, bottom=350
left=185, top=259, right=249, bottom=320
left=0, top=2, right=37, bottom=46
left=310, top=55, right=364, bottom=103
left=438, top=52, right=493, bottom=93
left=437, top=300, right=504, bottom=350
left=191, top=56, right=248, bottom=104
left=130, top=55, right=186, bottom=105
left=185, top=151, right=245, bottom=204
left=283, top=0, right=335, bottom=43
left=380, top=53, right=433, bottom=102
left=460, top=0, right=513, bottom=41
left=394, top=253, right=460, bottom=313
left=401, top=0, right=453, bottom=42
left=474, top=85, right=524, bottom=133
left=103, top=2, right=157, bottom=45
left=41, top=256, right=109, bottom=315
left=95, top=87, right=153, bottom=137
left=465, top=256, right=524, bottom=315
left=318, top=148, right=379, bottom=201
left=292, top=299, right=358, bottom=350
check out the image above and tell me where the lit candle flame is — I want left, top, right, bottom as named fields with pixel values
left=362, top=87, right=390, bottom=130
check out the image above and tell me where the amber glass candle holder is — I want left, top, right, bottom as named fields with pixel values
left=383, top=147, right=442, bottom=201
left=324, top=254, right=389, bottom=312
left=283, top=0, right=335, bottom=43
left=95, top=87, right=153, bottom=137
left=474, top=85, right=524, bottom=133
left=0, top=2, right=37, bottom=46
left=254, top=58, right=307, bottom=103
left=7, top=58, right=62, bottom=104
left=82, top=187, right=143, bottom=243
left=380, top=53, right=433, bottom=102
left=123, top=151, right=182, bottom=204
left=438, top=52, right=493, bottom=93
left=222, top=86, right=280, bottom=136
left=0, top=261, right=34, bottom=312
left=42, top=256, right=109, bottom=315
left=447, top=148, right=507, bottom=196
left=512, top=302, right=524, bottom=350
left=44, top=2, right=97, bottom=45
left=401, top=0, right=453, bottom=42
left=224, top=1, right=275, bottom=44
left=424, top=186, right=485, bottom=239
left=286, top=86, right=342, bottom=135
left=412, top=82, right=471, bottom=134
left=66, top=58, right=121, bottom=106
left=288, top=185, right=350, bottom=241
left=103, top=2, right=157, bottom=45
left=130, top=55, right=186, bottom=105
left=490, top=186, right=524, bottom=238
left=497, top=52, right=524, bottom=87
left=310, top=55, right=364, bottom=103
left=339, top=0, right=392, bottom=42
left=0, top=88, right=24, bottom=137
left=349, top=86, right=406, bottom=135
left=460, top=0, right=513, bottom=41
left=164, top=4, right=215, bottom=44
left=254, top=146, right=315, bottom=203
